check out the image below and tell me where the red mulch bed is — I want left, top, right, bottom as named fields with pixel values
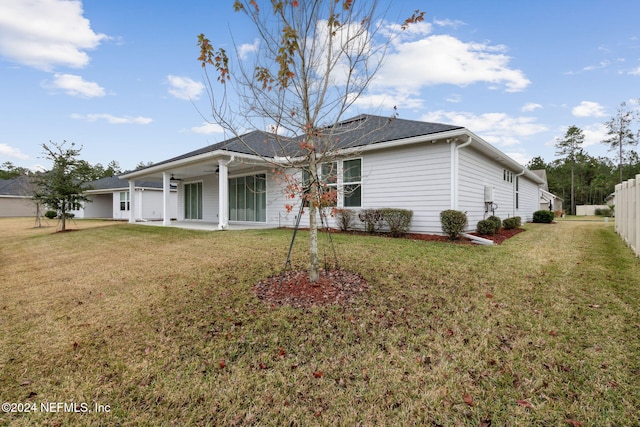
left=254, top=269, right=369, bottom=309
left=255, top=228, right=524, bottom=308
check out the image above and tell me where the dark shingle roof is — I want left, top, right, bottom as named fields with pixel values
left=0, top=176, right=34, bottom=196
left=310, top=114, right=463, bottom=151
left=130, top=115, right=463, bottom=173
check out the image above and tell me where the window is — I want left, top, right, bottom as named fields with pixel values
left=320, top=162, right=338, bottom=207
left=184, top=182, right=203, bottom=220
left=342, top=158, right=362, bottom=207
left=119, top=191, right=130, bottom=211
left=503, top=169, right=513, bottom=183
left=229, top=174, right=266, bottom=222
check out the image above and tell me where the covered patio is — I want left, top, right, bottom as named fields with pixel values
left=136, top=220, right=277, bottom=232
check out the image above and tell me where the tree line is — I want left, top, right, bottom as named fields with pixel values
left=527, top=100, right=639, bottom=215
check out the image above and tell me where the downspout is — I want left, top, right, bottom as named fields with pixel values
left=514, top=168, right=525, bottom=217
left=451, top=135, right=472, bottom=210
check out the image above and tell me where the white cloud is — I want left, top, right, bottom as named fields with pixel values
left=71, top=113, right=152, bottom=125
left=629, top=67, right=640, bottom=76
left=521, top=103, right=542, bottom=112
left=48, top=73, right=105, bottom=97
left=504, top=151, right=532, bottom=167
left=191, top=122, right=224, bottom=135
left=421, top=110, right=547, bottom=147
left=572, top=101, right=607, bottom=118
left=0, top=143, right=29, bottom=160
left=238, top=39, right=260, bottom=60
left=167, top=75, right=205, bottom=100
left=378, top=34, right=530, bottom=93
left=582, top=123, right=608, bottom=147
left=0, top=0, right=108, bottom=71
left=433, top=18, right=465, bottom=29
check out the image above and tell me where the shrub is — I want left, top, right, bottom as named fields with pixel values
left=440, top=210, right=467, bottom=240
left=380, top=208, right=413, bottom=237
left=487, top=215, right=502, bottom=232
left=533, top=210, right=555, bottom=223
left=334, top=208, right=356, bottom=231
left=476, top=219, right=496, bottom=235
left=594, top=208, right=612, bottom=216
left=44, top=210, right=57, bottom=219
left=358, top=209, right=383, bottom=233
left=503, top=217, right=519, bottom=230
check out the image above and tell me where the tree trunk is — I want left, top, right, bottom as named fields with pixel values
left=308, top=151, right=320, bottom=283
left=570, top=164, right=575, bottom=215
left=308, top=200, right=319, bottom=282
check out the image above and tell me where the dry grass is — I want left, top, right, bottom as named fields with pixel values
left=1, top=217, right=639, bottom=426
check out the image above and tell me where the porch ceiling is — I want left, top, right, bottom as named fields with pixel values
left=125, top=156, right=268, bottom=182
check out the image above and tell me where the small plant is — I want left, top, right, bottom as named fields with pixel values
left=594, top=208, right=612, bottom=217
left=440, top=210, right=467, bottom=240
left=380, top=208, right=413, bottom=237
left=533, top=210, right=555, bottom=223
left=334, top=208, right=356, bottom=231
left=44, top=210, right=57, bottom=219
left=487, top=215, right=502, bottom=232
left=358, top=209, right=383, bottom=233
left=503, top=217, right=519, bottom=230
left=476, top=219, right=496, bottom=235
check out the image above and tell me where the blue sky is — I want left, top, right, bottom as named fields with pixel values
left=1, top=0, right=639, bottom=172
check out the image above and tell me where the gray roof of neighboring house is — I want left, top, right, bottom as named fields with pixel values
left=130, top=115, right=463, bottom=174
left=0, top=176, right=34, bottom=196
left=531, top=169, right=548, bottom=191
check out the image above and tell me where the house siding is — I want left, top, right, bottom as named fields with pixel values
left=277, top=142, right=453, bottom=234
left=359, top=142, right=452, bottom=233
left=517, top=177, right=539, bottom=223
left=0, top=197, right=37, bottom=217
left=458, top=146, right=540, bottom=228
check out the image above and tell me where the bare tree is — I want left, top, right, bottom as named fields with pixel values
left=602, top=101, right=639, bottom=183
left=198, top=0, right=424, bottom=281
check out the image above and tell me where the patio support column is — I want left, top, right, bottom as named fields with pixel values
left=218, top=159, right=230, bottom=230
left=162, top=172, right=171, bottom=226
left=128, top=180, right=136, bottom=223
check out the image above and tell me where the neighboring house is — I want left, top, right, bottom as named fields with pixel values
left=0, top=176, right=37, bottom=217
left=120, top=115, right=546, bottom=234
left=71, top=176, right=178, bottom=221
left=531, top=169, right=563, bottom=212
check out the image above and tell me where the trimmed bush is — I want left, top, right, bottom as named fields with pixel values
left=440, top=210, right=467, bottom=240
left=487, top=215, right=502, bottom=232
left=503, top=217, right=519, bottom=230
left=594, top=208, right=612, bottom=217
left=533, top=210, right=555, bottom=223
left=380, top=208, right=413, bottom=237
left=476, top=219, right=496, bottom=235
left=335, top=208, right=356, bottom=231
left=44, top=210, right=57, bottom=219
left=358, top=209, right=383, bottom=233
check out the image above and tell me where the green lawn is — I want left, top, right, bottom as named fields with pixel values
left=0, top=218, right=638, bottom=426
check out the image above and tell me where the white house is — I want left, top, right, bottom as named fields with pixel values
left=72, top=176, right=178, bottom=221
left=0, top=176, right=37, bottom=217
left=119, top=115, right=546, bottom=234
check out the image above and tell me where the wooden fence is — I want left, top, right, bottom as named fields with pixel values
left=615, top=176, right=640, bottom=256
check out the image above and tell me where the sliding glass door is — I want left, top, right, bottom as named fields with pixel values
left=229, top=174, right=266, bottom=222
left=184, top=182, right=203, bottom=220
